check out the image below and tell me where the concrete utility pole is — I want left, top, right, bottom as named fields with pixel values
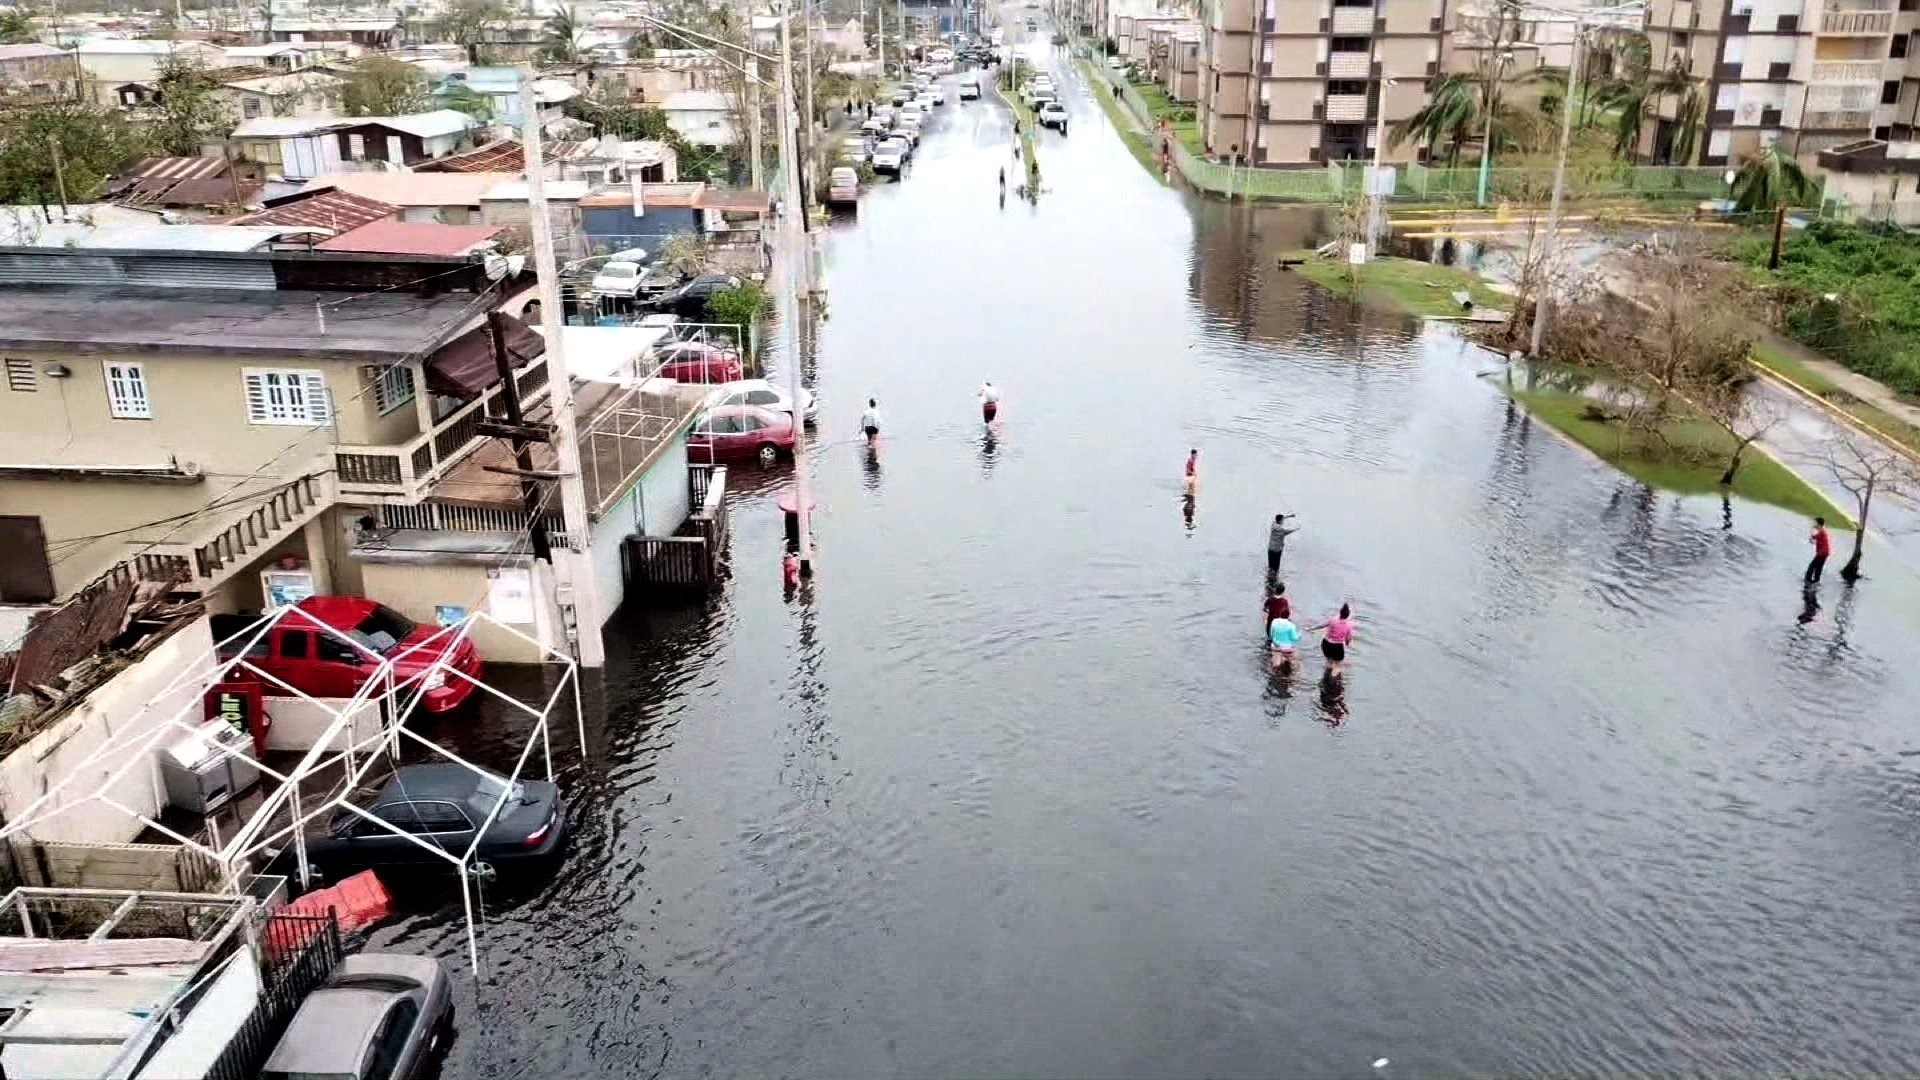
left=749, top=63, right=765, bottom=190
left=1365, top=79, right=1395, bottom=257
left=519, top=81, right=605, bottom=668
left=776, top=4, right=816, bottom=575
left=1527, top=27, right=1582, bottom=359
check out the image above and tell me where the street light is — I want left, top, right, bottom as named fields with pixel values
left=1475, top=49, right=1514, bottom=208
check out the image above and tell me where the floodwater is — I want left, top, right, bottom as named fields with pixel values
left=381, top=45, right=1920, bottom=1080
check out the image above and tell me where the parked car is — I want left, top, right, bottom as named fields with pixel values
left=840, top=137, right=870, bottom=165
left=655, top=340, right=745, bottom=383
left=889, top=87, right=910, bottom=106
left=892, top=122, right=920, bottom=148
left=872, top=138, right=908, bottom=174
left=930, top=85, right=947, bottom=104
left=1039, top=101, right=1068, bottom=132
left=301, top=763, right=568, bottom=880
left=704, top=378, right=817, bottom=424
left=827, top=165, right=861, bottom=206
left=591, top=260, right=646, bottom=298
left=211, top=598, right=482, bottom=714
left=646, top=273, right=742, bottom=320
left=860, top=115, right=888, bottom=136
left=959, top=80, right=981, bottom=100
left=687, top=404, right=798, bottom=466
left=260, top=954, right=452, bottom=1080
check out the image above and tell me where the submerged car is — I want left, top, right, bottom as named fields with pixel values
left=704, top=378, right=817, bottom=424
left=655, top=340, right=745, bottom=383
left=302, top=763, right=568, bottom=880
left=646, top=273, right=743, bottom=320
left=261, top=953, right=453, bottom=1080
left=687, top=404, right=798, bottom=466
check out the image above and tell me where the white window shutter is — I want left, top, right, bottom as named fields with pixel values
left=302, top=371, right=331, bottom=424
left=244, top=371, right=269, bottom=423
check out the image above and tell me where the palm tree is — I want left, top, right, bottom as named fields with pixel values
left=1392, top=73, right=1479, bottom=164
left=1596, top=59, right=1702, bottom=164
left=1732, top=141, right=1816, bottom=212
left=1392, top=63, right=1562, bottom=165
left=544, top=3, right=584, bottom=63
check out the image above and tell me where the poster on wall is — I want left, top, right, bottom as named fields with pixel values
left=486, top=568, right=535, bottom=624
left=261, top=569, right=316, bottom=611
left=435, top=604, right=469, bottom=627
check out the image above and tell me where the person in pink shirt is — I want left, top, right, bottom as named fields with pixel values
left=1313, top=603, right=1356, bottom=675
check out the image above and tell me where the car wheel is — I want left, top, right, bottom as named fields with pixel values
left=757, top=443, right=779, bottom=466
left=467, top=859, right=498, bottom=883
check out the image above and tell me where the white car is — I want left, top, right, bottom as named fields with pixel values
left=930, top=85, right=947, bottom=104
left=705, top=379, right=817, bottom=424
left=1039, top=102, right=1068, bottom=131
left=592, top=260, right=645, bottom=297
left=860, top=116, right=887, bottom=136
left=841, top=137, right=870, bottom=164
left=900, top=103, right=926, bottom=124
left=959, top=81, right=981, bottom=100
left=871, top=139, right=907, bottom=174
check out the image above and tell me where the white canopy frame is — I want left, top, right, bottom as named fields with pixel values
left=0, top=608, right=584, bottom=978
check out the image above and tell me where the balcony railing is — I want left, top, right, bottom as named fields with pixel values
left=1803, top=108, right=1874, bottom=128
left=1327, top=51, right=1370, bottom=78
left=1325, top=92, right=1369, bottom=121
left=1330, top=5, right=1375, bottom=34
left=1820, top=9, right=1892, bottom=32
left=1811, top=60, right=1883, bottom=82
left=333, top=355, right=551, bottom=501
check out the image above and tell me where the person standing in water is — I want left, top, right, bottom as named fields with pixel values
left=1313, top=603, right=1356, bottom=676
left=1805, top=516, right=1831, bottom=584
left=860, top=398, right=882, bottom=448
left=1184, top=449, right=1200, bottom=496
left=1268, top=610, right=1302, bottom=673
left=1266, top=512, right=1298, bottom=575
left=1264, top=581, right=1291, bottom=635
left=979, top=381, right=1001, bottom=424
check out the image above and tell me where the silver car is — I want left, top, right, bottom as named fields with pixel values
left=261, top=953, right=453, bottom=1080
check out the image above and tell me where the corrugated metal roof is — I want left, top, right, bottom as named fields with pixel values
left=118, top=156, right=230, bottom=183
left=316, top=220, right=502, bottom=256
left=303, top=171, right=512, bottom=207
left=234, top=189, right=397, bottom=233
left=415, top=138, right=598, bottom=173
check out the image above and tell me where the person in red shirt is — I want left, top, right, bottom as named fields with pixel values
left=1183, top=449, right=1199, bottom=497
left=1264, top=582, right=1291, bottom=634
left=1805, top=516, right=1832, bottom=584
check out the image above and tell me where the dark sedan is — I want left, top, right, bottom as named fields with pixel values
left=304, top=763, right=567, bottom=880
left=261, top=953, right=452, bottom=1080
left=646, top=273, right=743, bottom=320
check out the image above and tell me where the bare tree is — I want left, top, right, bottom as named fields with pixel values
left=1694, top=379, right=1780, bottom=486
left=1822, top=436, right=1919, bottom=583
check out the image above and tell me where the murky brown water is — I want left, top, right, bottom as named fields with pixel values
left=375, top=48, right=1920, bottom=1080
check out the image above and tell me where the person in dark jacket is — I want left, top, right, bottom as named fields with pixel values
left=1267, top=513, right=1298, bottom=574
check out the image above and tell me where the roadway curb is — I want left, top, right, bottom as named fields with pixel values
left=1748, top=364, right=1920, bottom=470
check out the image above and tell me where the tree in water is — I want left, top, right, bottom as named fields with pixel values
left=337, top=57, right=428, bottom=116
left=1821, top=435, right=1917, bottom=583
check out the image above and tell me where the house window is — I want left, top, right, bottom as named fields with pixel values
left=1894, top=33, right=1909, bottom=59
left=243, top=368, right=331, bottom=425
left=1884, top=80, right=1901, bottom=105
left=104, top=361, right=150, bottom=419
left=243, top=95, right=262, bottom=118
left=4, top=359, right=34, bottom=392
left=348, top=133, right=366, bottom=160
left=371, top=364, right=415, bottom=414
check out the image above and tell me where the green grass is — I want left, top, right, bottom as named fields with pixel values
left=994, top=77, right=1043, bottom=189
left=1075, top=59, right=1163, bottom=179
left=1510, top=386, right=1851, bottom=525
left=1750, top=340, right=1920, bottom=459
left=1282, top=252, right=1507, bottom=319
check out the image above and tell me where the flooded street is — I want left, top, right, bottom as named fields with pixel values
left=388, top=51, right=1920, bottom=1079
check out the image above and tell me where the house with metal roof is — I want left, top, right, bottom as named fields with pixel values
left=230, top=110, right=484, bottom=182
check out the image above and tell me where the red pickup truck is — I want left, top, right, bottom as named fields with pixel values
left=213, top=597, right=482, bottom=714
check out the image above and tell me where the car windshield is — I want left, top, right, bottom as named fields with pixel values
left=350, top=604, right=417, bottom=655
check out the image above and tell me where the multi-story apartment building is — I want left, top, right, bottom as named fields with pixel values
left=1199, top=0, right=1447, bottom=165
left=1643, top=0, right=1920, bottom=164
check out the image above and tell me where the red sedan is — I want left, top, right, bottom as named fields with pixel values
left=687, top=404, right=796, bottom=465
left=656, top=341, right=744, bottom=384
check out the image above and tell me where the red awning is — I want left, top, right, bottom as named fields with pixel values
left=425, top=314, right=545, bottom=398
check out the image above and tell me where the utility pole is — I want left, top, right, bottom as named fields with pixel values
left=47, top=136, right=69, bottom=216
left=749, top=62, right=765, bottom=190
left=1527, top=25, right=1583, bottom=359
left=519, top=81, right=606, bottom=667
left=776, top=3, right=815, bottom=576
left=871, top=0, right=883, bottom=78
left=1365, top=79, right=1394, bottom=257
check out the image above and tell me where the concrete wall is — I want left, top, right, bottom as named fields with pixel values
left=0, top=616, right=218, bottom=846
left=357, top=558, right=560, bottom=664
left=590, top=441, right=692, bottom=614
left=263, top=695, right=383, bottom=752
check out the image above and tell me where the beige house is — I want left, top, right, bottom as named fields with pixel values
left=73, top=39, right=226, bottom=108
left=0, top=239, right=546, bottom=621
left=219, top=69, right=343, bottom=121
left=0, top=43, right=79, bottom=100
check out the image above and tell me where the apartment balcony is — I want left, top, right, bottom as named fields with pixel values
left=1325, top=92, right=1369, bottom=121
left=1327, top=51, right=1370, bottom=78
left=1803, top=108, right=1875, bottom=128
left=1819, top=8, right=1892, bottom=33
left=1812, top=60, right=1883, bottom=82
left=1330, top=5, right=1375, bottom=34
left=332, top=355, right=552, bottom=502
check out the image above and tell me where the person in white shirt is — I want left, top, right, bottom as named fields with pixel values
left=860, top=398, right=882, bottom=447
left=979, top=381, right=1001, bottom=423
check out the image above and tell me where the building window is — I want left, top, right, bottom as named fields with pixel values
left=243, top=368, right=331, bottom=426
left=371, top=364, right=415, bottom=414
left=1672, top=30, right=1690, bottom=51
left=1894, top=33, right=1909, bottom=58
left=4, top=359, right=34, bottom=392
left=104, top=361, right=150, bottom=419
left=243, top=95, right=262, bottom=118
left=1884, top=80, right=1901, bottom=105
left=348, top=133, right=366, bottom=160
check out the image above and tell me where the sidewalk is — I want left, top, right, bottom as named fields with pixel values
left=1750, top=332, right=1920, bottom=462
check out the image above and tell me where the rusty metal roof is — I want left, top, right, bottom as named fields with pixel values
left=117, top=156, right=231, bottom=183
left=415, top=138, right=596, bottom=174
left=233, top=188, right=398, bottom=234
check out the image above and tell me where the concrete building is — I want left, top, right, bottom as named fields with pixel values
left=0, top=43, right=79, bottom=100
left=73, top=38, right=226, bottom=108
left=1641, top=0, right=1920, bottom=164
left=218, top=68, right=343, bottom=121
left=1817, top=135, right=1920, bottom=221
left=1198, top=0, right=1447, bottom=165
left=661, top=89, right=738, bottom=148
